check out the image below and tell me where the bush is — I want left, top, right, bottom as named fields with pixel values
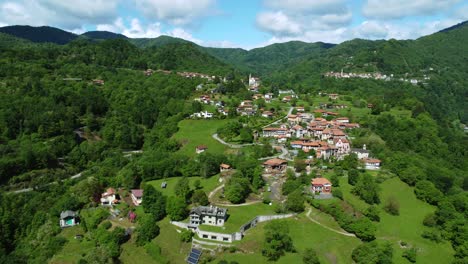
left=402, top=248, right=417, bottom=263
left=383, top=196, right=400, bottom=216
left=303, top=248, right=320, bottom=264
left=286, top=189, right=305, bottom=213
left=101, top=221, right=112, bottom=230
left=364, top=206, right=380, bottom=222
left=422, top=213, right=437, bottom=227
left=352, top=240, right=393, bottom=263
left=180, top=229, right=194, bottom=243
left=333, top=189, right=343, bottom=200
left=421, top=230, right=443, bottom=243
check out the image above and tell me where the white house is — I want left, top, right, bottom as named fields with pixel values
left=362, top=158, right=381, bottom=170
left=100, top=188, right=118, bottom=206
left=189, top=205, right=227, bottom=227
left=131, top=189, right=143, bottom=206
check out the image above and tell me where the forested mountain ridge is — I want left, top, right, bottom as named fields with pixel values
left=81, top=31, right=128, bottom=40
left=0, top=25, right=78, bottom=44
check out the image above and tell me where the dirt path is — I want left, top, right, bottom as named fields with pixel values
left=306, top=208, right=356, bottom=237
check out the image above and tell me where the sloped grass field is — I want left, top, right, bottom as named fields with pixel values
left=212, top=214, right=361, bottom=264
left=172, top=119, right=230, bottom=157
left=339, top=176, right=454, bottom=263
left=147, top=175, right=220, bottom=197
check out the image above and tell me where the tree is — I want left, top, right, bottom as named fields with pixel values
left=193, top=179, right=201, bottom=190
left=364, top=206, right=381, bottom=222
left=174, top=177, right=191, bottom=201
left=286, top=189, right=305, bottom=212
left=351, top=217, right=376, bottom=241
left=352, top=240, right=393, bottom=264
left=166, top=197, right=188, bottom=221
left=191, top=189, right=209, bottom=206
left=225, top=176, right=251, bottom=204
left=142, top=185, right=167, bottom=221
left=414, top=180, right=443, bottom=205
left=262, top=221, right=294, bottom=261
left=383, top=196, right=400, bottom=215
left=136, top=216, right=160, bottom=246
left=352, top=174, right=380, bottom=204
left=294, top=158, right=307, bottom=173
left=333, top=189, right=343, bottom=200
left=303, top=248, right=320, bottom=264
left=348, top=169, right=359, bottom=185
left=330, top=174, right=340, bottom=187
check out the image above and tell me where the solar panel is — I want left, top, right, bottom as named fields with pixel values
left=191, top=250, right=201, bottom=257
left=187, top=257, right=197, bottom=263
left=189, top=252, right=200, bottom=259
left=187, top=260, right=196, bottom=264
left=192, top=248, right=201, bottom=255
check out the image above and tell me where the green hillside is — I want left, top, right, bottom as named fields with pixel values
left=0, top=25, right=78, bottom=44
left=81, top=31, right=128, bottom=40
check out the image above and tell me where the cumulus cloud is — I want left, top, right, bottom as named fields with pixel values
left=362, top=0, right=461, bottom=19
left=0, top=0, right=119, bottom=31
left=135, top=0, right=217, bottom=26
left=256, top=0, right=352, bottom=37
left=96, top=18, right=204, bottom=44
left=256, top=11, right=302, bottom=36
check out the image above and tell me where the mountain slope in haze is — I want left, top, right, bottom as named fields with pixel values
left=0, top=25, right=78, bottom=44
left=81, top=31, right=128, bottom=40
left=202, top=41, right=335, bottom=75
left=129, top=35, right=192, bottom=48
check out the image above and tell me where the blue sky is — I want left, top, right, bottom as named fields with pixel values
left=0, top=0, right=467, bottom=49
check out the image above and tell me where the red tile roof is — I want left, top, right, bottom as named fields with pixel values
left=311, top=177, right=332, bottom=186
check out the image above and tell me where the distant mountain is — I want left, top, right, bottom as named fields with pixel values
left=82, top=31, right=128, bottom=40
left=0, top=32, right=33, bottom=48
left=201, top=41, right=335, bottom=75
left=0, top=25, right=77, bottom=44
left=129, top=35, right=191, bottom=48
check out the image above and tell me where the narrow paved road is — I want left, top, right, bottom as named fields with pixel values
left=306, top=208, right=356, bottom=237
left=262, top=106, right=294, bottom=128
left=208, top=183, right=262, bottom=207
left=10, top=172, right=84, bottom=194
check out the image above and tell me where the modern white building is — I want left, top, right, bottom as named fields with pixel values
left=189, top=205, right=227, bottom=227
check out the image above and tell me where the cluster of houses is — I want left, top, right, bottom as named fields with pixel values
left=324, top=70, right=428, bottom=85
left=261, top=107, right=381, bottom=168
left=237, top=100, right=256, bottom=116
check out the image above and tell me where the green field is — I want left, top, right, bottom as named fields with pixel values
left=172, top=119, right=230, bottom=157
left=50, top=226, right=95, bottom=264
left=339, top=176, right=454, bottom=263
left=212, top=214, right=361, bottom=264
left=147, top=175, right=221, bottom=197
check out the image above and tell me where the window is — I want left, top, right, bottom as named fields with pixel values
left=211, top=236, right=217, bottom=239
left=203, top=235, right=208, bottom=238
left=223, top=237, right=229, bottom=241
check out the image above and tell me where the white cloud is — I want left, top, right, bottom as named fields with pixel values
left=256, top=11, right=302, bottom=36
left=352, top=21, right=389, bottom=39
left=135, top=0, right=216, bottom=26
left=256, top=0, right=352, bottom=37
left=454, top=4, right=468, bottom=20
left=168, top=28, right=202, bottom=44
left=96, top=18, right=204, bottom=44
left=97, top=18, right=162, bottom=38
left=265, top=0, right=348, bottom=14
left=363, top=0, right=461, bottom=19
left=0, top=0, right=119, bottom=31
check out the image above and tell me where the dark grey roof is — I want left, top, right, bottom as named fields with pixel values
left=351, top=148, right=369, bottom=154
left=60, top=210, right=77, bottom=219
left=190, top=205, right=226, bottom=217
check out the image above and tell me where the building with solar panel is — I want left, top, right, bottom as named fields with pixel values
left=189, top=205, right=227, bottom=227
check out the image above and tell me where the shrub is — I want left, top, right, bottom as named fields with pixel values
left=364, top=206, right=380, bottom=222
left=180, top=229, right=194, bottom=243
left=402, top=248, right=417, bottom=263
left=101, top=221, right=112, bottom=230
left=421, top=230, right=443, bottom=243
left=383, top=196, right=400, bottom=216
left=333, top=189, right=343, bottom=200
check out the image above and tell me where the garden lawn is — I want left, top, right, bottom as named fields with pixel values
left=147, top=175, right=220, bottom=197
left=49, top=226, right=95, bottom=264
left=339, top=176, right=454, bottom=263
left=173, top=119, right=230, bottom=157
